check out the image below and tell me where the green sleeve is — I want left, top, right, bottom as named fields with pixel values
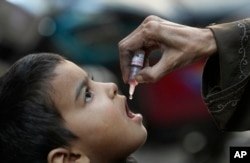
left=202, top=18, right=250, bottom=131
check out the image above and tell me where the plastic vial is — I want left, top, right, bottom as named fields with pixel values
left=128, top=50, right=145, bottom=100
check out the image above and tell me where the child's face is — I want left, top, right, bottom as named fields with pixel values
left=50, top=60, right=147, bottom=160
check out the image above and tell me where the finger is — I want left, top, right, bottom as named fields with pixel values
left=119, top=19, right=147, bottom=51
left=136, top=51, right=173, bottom=83
left=120, top=15, right=163, bottom=46
left=119, top=49, right=133, bottom=83
left=119, top=30, right=148, bottom=83
left=119, top=15, right=164, bottom=51
left=119, top=31, right=144, bottom=83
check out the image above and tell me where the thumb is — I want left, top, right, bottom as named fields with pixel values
left=136, top=54, right=171, bottom=83
left=135, top=67, right=161, bottom=83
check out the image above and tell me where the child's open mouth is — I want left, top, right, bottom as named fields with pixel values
left=124, top=97, right=143, bottom=123
left=125, top=102, right=136, bottom=119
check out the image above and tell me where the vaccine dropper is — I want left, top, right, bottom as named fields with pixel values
left=128, top=50, right=145, bottom=100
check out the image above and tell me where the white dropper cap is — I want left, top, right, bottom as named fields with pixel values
left=129, top=84, right=135, bottom=100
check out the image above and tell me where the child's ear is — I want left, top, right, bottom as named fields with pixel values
left=47, top=148, right=71, bottom=163
left=47, top=148, right=89, bottom=163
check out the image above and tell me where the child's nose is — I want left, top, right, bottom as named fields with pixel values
left=107, top=83, right=118, bottom=99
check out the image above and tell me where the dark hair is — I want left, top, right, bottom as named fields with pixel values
left=0, top=53, right=77, bottom=163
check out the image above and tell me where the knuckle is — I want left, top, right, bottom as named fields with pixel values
left=145, top=21, right=158, bottom=30
left=144, top=15, right=159, bottom=23
left=118, top=40, right=124, bottom=49
left=141, top=21, right=158, bottom=38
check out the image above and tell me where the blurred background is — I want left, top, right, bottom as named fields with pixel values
left=1, top=0, right=250, bottom=162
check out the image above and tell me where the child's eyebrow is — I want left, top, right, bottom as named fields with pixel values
left=75, top=78, right=88, bottom=102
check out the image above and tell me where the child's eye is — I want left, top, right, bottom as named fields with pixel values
left=84, top=88, right=92, bottom=103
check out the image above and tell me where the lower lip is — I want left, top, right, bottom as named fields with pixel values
left=133, top=113, right=143, bottom=122
left=128, top=111, right=143, bottom=122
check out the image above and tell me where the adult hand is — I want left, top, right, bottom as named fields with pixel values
left=118, top=15, right=217, bottom=83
